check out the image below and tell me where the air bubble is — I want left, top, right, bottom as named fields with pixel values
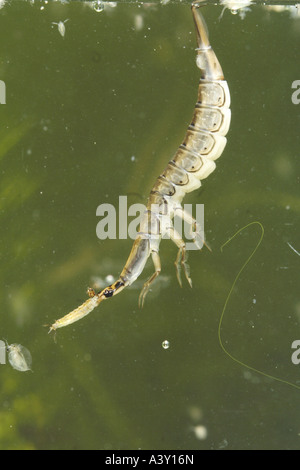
left=162, top=340, right=170, bottom=350
left=105, top=274, right=115, bottom=284
left=93, top=1, right=104, bottom=12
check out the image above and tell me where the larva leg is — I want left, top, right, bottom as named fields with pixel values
left=174, top=207, right=210, bottom=251
left=138, top=251, right=161, bottom=308
left=168, top=227, right=192, bottom=288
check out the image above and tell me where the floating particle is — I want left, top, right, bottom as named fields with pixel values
left=6, top=343, right=32, bottom=372
left=134, top=14, right=144, bottom=31
left=218, top=438, right=229, bottom=449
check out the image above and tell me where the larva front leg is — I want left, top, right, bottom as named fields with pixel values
left=174, top=206, right=208, bottom=251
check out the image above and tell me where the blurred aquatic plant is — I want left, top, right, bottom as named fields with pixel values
left=0, top=173, right=38, bottom=214
left=0, top=370, right=46, bottom=450
left=0, top=119, right=34, bottom=163
left=0, top=116, right=38, bottom=298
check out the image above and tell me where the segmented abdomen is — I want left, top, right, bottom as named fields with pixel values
left=148, top=7, right=231, bottom=211
left=148, top=78, right=231, bottom=211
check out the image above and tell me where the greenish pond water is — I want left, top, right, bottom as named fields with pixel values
left=0, top=0, right=299, bottom=450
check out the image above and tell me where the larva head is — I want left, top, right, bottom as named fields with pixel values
left=46, top=279, right=126, bottom=338
left=100, top=279, right=125, bottom=299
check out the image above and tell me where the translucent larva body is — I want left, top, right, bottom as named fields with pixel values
left=48, top=293, right=104, bottom=333
left=48, top=2, right=231, bottom=334
left=7, top=343, right=32, bottom=372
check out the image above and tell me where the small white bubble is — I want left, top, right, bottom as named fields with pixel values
left=193, top=425, right=208, bottom=440
left=162, top=340, right=170, bottom=350
left=105, top=274, right=115, bottom=284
